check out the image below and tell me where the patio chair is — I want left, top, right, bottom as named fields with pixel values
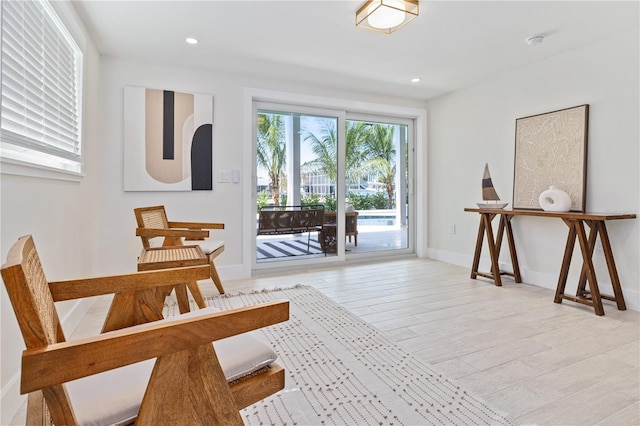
left=323, top=210, right=359, bottom=247
left=134, top=205, right=226, bottom=295
left=1, top=235, right=288, bottom=425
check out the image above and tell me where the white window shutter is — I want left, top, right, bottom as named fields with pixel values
left=1, top=0, right=83, bottom=173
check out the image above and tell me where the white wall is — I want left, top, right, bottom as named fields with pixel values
left=0, top=2, right=102, bottom=422
left=95, top=57, right=428, bottom=279
left=426, top=28, right=640, bottom=309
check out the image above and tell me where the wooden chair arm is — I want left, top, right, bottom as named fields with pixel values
left=135, top=227, right=209, bottom=239
left=168, top=221, right=224, bottom=230
left=21, top=300, right=289, bottom=393
left=48, top=265, right=211, bottom=301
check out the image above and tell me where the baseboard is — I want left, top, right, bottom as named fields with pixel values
left=425, top=247, right=471, bottom=267
left=217, top=263, right=248, bottom=280
left=427, top=248, right=639, bottom=312
left=1, top=374, right=24, bottom=426
left=1, top=297, right=93, bottom=424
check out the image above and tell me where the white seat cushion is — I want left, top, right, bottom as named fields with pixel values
left=197, top=239, right=224, bottom=255
left=66, top=307, right=277, bottom=425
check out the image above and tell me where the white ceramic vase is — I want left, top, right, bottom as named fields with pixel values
left=539, top=185, right=572, bottom=212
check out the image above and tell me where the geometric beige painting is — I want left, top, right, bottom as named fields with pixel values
left=513, top=104, right=589, bottom=211
left=124, top=86, right=214, bottom=191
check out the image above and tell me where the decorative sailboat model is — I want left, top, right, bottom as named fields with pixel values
left=477, top=163, right=509, bottom=209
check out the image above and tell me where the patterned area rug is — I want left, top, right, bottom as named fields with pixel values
left=168, top=286, right=513, bottom=425
left=256, top=238, right=324, bottom=259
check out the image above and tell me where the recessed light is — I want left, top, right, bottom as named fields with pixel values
left=411, top=77, right=421, bottom=83
left=185, top=37, right=199, bottom=45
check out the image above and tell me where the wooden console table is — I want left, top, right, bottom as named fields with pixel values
left=464, top=208, right=636, bottom=316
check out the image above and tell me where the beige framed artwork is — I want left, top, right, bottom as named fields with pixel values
left=512, top=104, right=589, bottom=212
left=124, top=86, right=214, bottom=191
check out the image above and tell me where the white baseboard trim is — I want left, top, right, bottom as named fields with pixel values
left=1, top=374, right=25, bottom=426
left=1, top=297, right=93, bottom=424
left=218, top=264, right=249, bottom=280
left=426, top=248, right=639, bottom=312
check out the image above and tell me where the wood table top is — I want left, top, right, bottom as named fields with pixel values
left=464, top=208, right=636, bottom=221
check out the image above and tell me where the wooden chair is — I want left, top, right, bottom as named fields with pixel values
left=134, top=205, right=226, bottom=297
left=1, top=235, right=288, bottom=426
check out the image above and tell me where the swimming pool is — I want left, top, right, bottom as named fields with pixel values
left=357, top=216, right=396, bottom=226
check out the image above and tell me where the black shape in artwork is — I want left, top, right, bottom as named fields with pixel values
left=163, top=90, right=175, bottom=160
left=191, top=124, right=212, bottom=190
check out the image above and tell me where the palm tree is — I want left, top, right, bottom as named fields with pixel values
left=303, top=120, right=370, bottom=189
left=257, top=114, right=286, bottom=206
left=360, top=124, right=396, bottom=208
left=303, top=119, right=337, bottom=181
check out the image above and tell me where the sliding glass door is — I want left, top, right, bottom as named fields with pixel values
left=344, top=116, right=411, bottom=254
left=255, top=105, right=340, bottom=263
left=254, top=102, right=414, bottom=266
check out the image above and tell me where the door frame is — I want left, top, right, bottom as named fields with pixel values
left=242, top=88, right=428, bottom=276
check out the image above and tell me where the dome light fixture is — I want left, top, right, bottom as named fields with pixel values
left=411, top=77, right=421, bottom=83
left=185, top=37, right=199, bottom=45
left=356, top=0, right=419, bottom=35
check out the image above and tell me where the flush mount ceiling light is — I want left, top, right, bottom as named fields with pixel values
left=185, top=37, right=199, bottom=45
left=356, top=0, right=419, bottom=34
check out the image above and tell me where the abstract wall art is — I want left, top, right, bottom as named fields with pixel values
left=512, top=104, right=589, bottom=211
left=124, top=86, right=214, bottom=191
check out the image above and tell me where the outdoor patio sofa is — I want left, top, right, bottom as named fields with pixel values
left=257, top=205, right=325, bottom=251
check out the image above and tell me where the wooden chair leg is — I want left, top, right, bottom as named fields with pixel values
left=175, top=285, right=191, bottom=314
left=187, top=281, right=207, bottom=309
left=137, top=345, right=243, bottom=425
left=102, top=290, right=165, bottom=332
left=42, top=385, right=76, bottom=426
left=209, top=261, right=225, bottom=295
left=26, top=391, right=49, bottom=426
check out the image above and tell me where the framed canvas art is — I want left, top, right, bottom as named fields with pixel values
left=512, top=104, right=589, bottom=211
left=124, top=86, right=214, bottom=191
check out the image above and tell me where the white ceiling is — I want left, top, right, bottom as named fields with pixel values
left=72, top=1, right=639, bottom=101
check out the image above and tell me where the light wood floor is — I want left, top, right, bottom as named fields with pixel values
left=11, top=257, right=640, bottom=425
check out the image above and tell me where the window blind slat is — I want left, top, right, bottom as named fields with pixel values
left=1, top=0, right=82, bottom=169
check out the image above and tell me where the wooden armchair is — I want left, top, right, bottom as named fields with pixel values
left=134, top=205, right=226, bottom=296
left=2, top=235, right=288, bottom=426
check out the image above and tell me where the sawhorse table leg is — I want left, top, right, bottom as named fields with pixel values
left=554, top=219, right=626, bottom=316
left=470, top=212, right=521, bottom=286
